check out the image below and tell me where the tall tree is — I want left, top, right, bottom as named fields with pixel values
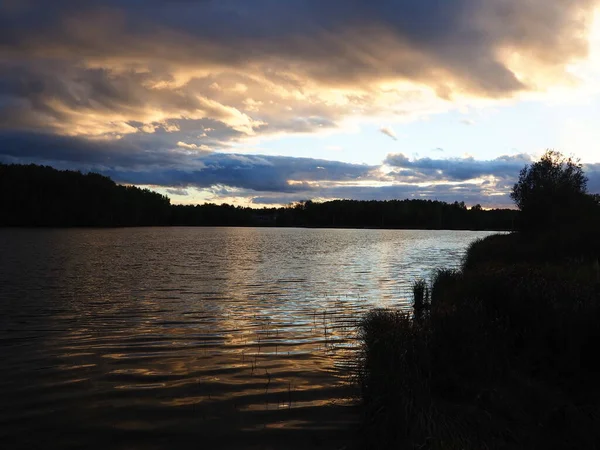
left=511, top=150, right=591, bottom=231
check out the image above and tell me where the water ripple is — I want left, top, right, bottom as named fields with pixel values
left=0, top=227, right=496, bottom=449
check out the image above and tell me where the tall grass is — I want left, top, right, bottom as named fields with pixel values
left=358, top=233, right=600, bottom=449
left=412, top=279, right=429, bottom=320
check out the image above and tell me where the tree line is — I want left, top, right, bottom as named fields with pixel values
left=0, top=163, right=517, bottom=230
left=0, top=163, right=171, bottom=227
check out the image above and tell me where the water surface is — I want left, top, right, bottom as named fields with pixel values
left=0, top=227, right=496, bottom=449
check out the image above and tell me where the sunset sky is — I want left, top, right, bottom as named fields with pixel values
left=1, top=0, right=600, bottom=207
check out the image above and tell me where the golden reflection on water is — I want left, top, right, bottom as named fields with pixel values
left=0, top=227, right=496, bottom=449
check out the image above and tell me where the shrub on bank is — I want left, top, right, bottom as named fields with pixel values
left=462, top=231, right=600, bottom=271
left=359, top=233, right=600, bottom=449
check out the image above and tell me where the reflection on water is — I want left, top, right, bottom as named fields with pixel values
left=0, top=227, right=496, bottom=449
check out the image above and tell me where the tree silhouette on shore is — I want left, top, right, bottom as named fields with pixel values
left=511, top=150, right=600, bottom=232
left=1, top=163, right=517, bottom=229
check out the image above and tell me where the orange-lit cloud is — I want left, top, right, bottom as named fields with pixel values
left=1, top=0, right=598, bottom=141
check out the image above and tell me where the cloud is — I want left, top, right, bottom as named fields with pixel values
left=460, top=119, right=475, bottom=126
left=166, top=188, right=189, bottom=196
left=0, top=130, right=373, bottom=193
left=4, top=0, right=595, bottom=92
left=103, top=154, right=373, bottom=193
left=384, top=153, right=411, bottom=166
left=0, top=0, right=597, bottom=146
left=2, top=130, right=598, bottom=207
left=0, top=131, right=186, bottom=169
left=177, top=141, right=212, bottom=151
left=380, top=126, right=398, bottom=141
left=384, top=152, right=534, bottom=181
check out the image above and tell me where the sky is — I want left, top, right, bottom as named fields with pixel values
left=1, top=0, right=600, bottom=208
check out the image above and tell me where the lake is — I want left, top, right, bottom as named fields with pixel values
left=0, top=227, right=497, bottom=449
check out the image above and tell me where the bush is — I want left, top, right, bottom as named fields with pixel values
left=358, top=234, right=600, bottom=449
left=462, top=232, right=600, bottom=270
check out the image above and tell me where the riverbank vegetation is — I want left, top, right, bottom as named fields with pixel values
left=358, top=151, right=600, bottom=449
left=0, top=163, right=515, bottom=229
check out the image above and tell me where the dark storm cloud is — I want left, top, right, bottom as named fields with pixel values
left=0, top=0, right=595, bottom=96
left=101, top=154, right=373, bottom=193
left=1, top=0, right=594, bottom=162
left=0, top=0, right=596, bottom=158
left=385, top=153, right=533, bottom=181
left=0, top=131, right=201, bottom=168
left=0, top=130, right=373, bottom=192
left=0, top=60, right=259, bottom=137
left=0, top=0, right=596, bottom=155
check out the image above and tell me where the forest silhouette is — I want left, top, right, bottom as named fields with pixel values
left=0, top=163, right=516, bottom=230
